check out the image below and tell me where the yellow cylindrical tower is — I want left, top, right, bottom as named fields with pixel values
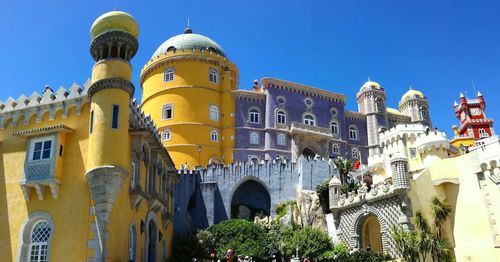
left=87, top=11, right=138, bottom=169
left=85, top=11, right=139, bottom=261
left=140, top=28, right=238, bottom=168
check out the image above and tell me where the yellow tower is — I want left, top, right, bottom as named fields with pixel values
left=140, top=28, right=238, bottom=167
left=86, top=11, right=139, bottom=261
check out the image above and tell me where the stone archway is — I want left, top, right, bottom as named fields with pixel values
left=230, top=180, right=271, bottom=221
left=302, top=147, right=316, bottom=158
left=360, top=215, right=383, bottom=252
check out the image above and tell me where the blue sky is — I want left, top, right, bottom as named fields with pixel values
left=1, top=0, right=499, bottom=135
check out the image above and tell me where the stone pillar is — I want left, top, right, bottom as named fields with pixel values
left=200, top=181, right=217, bottom=226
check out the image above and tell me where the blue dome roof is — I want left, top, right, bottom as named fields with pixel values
left=151, top=28, right=225, bottom=58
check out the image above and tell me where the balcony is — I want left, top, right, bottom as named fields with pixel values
left=290, top=121, right=332, bottom=140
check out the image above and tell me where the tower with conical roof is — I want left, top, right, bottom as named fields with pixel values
left=140, top=28, right=238, bottom=167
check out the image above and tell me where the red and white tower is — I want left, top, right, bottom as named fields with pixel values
left=453, top=91, right=495, bottom=139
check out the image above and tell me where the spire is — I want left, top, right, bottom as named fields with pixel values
left=477, top=90, right=482, bottom=97
left=460, top=92, right=465, bottom=98
left=184, top=18, right=193, bottom=34
left=454, top=101, right=458, bottom=106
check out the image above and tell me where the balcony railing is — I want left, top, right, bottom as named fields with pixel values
left=290, top=121, right=332, bottom=139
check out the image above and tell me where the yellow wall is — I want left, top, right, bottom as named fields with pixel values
left=141, top=49, right=238, bottom=167
left=0, top=104, right=91, bottom=261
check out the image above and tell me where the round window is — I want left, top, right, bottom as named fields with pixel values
left=331, top=108, right=338, bottom=116
left=305, top=98, right=313, bottom=106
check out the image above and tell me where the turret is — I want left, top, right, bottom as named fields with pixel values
left=460, top=92, right=467, bottom=107
left=85, top=11, right=139, bottom=261
left=399, top=87, right=432, bottom=127
left=356, top=80, right=387, bottom=156
left=477, top=91, right=485, bottom=109
left=390, top=151, right=409, bottom=191
left=329, top=176, right=342, bottom=210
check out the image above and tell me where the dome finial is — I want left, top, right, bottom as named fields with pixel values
left=184, top=17, right=193, bottom=34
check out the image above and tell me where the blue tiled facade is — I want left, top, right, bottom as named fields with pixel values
left=233, top=78, right=369, bottom=164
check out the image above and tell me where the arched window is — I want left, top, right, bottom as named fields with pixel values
left=27, top=220, right=53, bottom=262
left=210, top=130, right=219, bottom=142
left=349, top=126, right=358, bottom=140
left=209, top=105, right=219, bottom=121
left=164, top=67, right=174, bottom=82
left=303, top=114, right=315, bottom=126
left=277, top=133, right=286, bottom=145
left=420, top=107, right=428, bottom=119
left=248, top=108, right=260, bottom=124
left=162, top=129, right=171, bottom=141
left=130, top=156, right=140, bottom=188
left=375, top=99, right=384, bottom=112
left=162, top=104, right=173, bottom=120
left=209, top=68, right=218, bottom=83
left=331, top=121, right=339, bottom=136
left=332, top=143, right=339, bottom=154
left=352, top=148, right=360, bottom=159
left=479, top=128, right=489, bottom=138
left=128, top=224, right=137, bottom=262
left=250, top=132, right=259, bottom=145
left=276, top=110, right=286, bottom=125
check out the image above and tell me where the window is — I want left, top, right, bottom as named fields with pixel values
left=128, top=224, right=137, bottom=262
left=304, top=97, right=314, bottom=107
left=248, top=109, right=260, bottom=124
left=276, top=110, right=286, bottom=125
left=162, top=104, right=173, bottom=120
left=209, top=105, right=219, bottom=121
left=352, top=148, right=359, bottom=159
left=131, top=158, right=139, bottom=188
left=479, top=128, right=489, bottom=138
left=90, top=110, right=94, bottom=134
left=162, top=129, right=171, bottom=141
left=277, top=134, right=286, bottom=145
left=421, top=108, right=427, bottom=119
left=349, top=126, right=358, bottom=140
left=28, top=220, right=52, bottom=262
left=164, top=67, right=174, bottom=82
left=332, top=143, right=339, bottom=154
left=209, top=68, right=218, bottom=83
left=303, top=114, right=315, bottom=126
left=211, top=130, right=219, bottom=142
left=30, top=138, right=53, bottom=161
left=331, top=122, right=339, bottom=136
left=375, top=99, right=384, bottom=112
left=111, top=105, right=119, bottom=129
left=330, top=108, right=338, bottom=116
left=250, top=132, right=259, bottom=144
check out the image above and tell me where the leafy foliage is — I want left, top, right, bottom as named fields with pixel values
left=333, top=157, right=354, bottom=185
left=207, top=219, right=270, bottom=261
left=274, top=200, right=296, bottom=221
left=283, top=226, right=333, bottom=260
left=316, top=178, right=331, bottom=213
left=330, top=250, right=392, bottom=262
left=391, top=197, right=455, bottom=262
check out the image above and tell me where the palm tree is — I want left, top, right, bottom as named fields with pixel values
left=333, top=157, right=354, bottom=186
left=391, top=197, right=454, bottom=262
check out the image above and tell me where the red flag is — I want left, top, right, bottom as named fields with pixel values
left=354, top=160, right=360, bottom=170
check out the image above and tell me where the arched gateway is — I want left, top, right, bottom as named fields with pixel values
left=230, top=179, right=271, bottom=220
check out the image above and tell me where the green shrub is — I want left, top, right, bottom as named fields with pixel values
left=283, top=226, right=333, bottom=260
left=207, top=219, right=270, bottom=261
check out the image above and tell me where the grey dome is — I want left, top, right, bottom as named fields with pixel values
left=151, top=28, right=225, bottom=58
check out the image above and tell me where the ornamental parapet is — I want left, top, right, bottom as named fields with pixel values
left=290, top=121, right=332, bottom=140
left=0, top=81, right=90, bottom=128
left=332, top=180, right=399, bottom=211
left=87, top=78, right=135, bottom=98
left=262, top=77, right=346, bottom=103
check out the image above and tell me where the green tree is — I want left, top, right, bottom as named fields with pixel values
left=333, top=157, right=354, bottom=186
left=207, top=219, right=270, bottom=261
left=392, top=196, right=454, bottom=262
left=283, top=226, right=333, bottom=260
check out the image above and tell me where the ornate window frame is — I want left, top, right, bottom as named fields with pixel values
left=303, top=113, right=316, bottom=126
left=164, top=67, right=174, bottom=82
left=276, top=109, right=287, bottom=126
left=331, top=120, right=340, bottom=137
left=17, top=211, right=55, bottom=262
left=210, top=130, right=219, bottom=142
left=348, top=125, right=359, bottom=140
left=250, top=132, right=259, bottom=145
left=209, top=68, right=219, bottom=83
left=162, top=129, right=171, bottom=141
left=277, top=133, right=286, bottom=146
left=209, top=104, right=219, bottom=121
left=248, top=107, right=261, bottom=124
left=161, top=104, right=173, bottom=120
left=332, top=143, right=340, bottom=154
left=128, top=223, right=137, bottom=262
left=351, top=147, right=360, bottom=159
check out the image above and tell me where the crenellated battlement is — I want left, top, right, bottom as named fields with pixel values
left=379, top=123, right=446, bottom=148
left=0, top=80, right=91, bottom=128
left=140, top=48, right=235, bottom=85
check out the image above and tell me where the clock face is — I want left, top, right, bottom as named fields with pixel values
left=471, top=108, right=482, bottom=116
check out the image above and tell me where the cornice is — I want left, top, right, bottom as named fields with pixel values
left=261, top=77, right=346, bottom=103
